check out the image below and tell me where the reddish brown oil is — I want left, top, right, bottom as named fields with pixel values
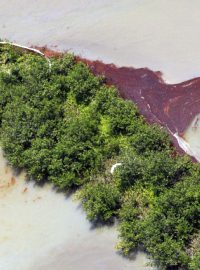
left=35, top=46, right=200, bottom=155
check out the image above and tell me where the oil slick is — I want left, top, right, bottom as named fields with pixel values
left=1, top=0, right=200, bottom=83
left=2, top=0, right=200, bottom=160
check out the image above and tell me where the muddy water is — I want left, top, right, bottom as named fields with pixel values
left=0, top=148, right=153, bottom=270
left=1, top=0, right=200, bottom=83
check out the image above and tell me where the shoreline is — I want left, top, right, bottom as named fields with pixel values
left=0, top=41, right=198, bottom=270
left=35, top=45, right=200, bottom=162
left=0, top=42, right=198, bottom=161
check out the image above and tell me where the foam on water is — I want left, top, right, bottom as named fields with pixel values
left=0, top=148, right=153, bottom=270
left=183, top=114, right=200, bottom=162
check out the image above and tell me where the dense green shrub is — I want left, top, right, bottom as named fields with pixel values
left=0, top=44, right=199, bottom=270
left=189, top=253, right=200, bottom=270
left=141, top=177, right=200, bottom=269
left=80, top=181, right=121, bottom=222
left=116, top=150, right=192, bottom=193
left=118, top=186, right=155, bottom=254
left=130, top=124, right=172, bottom=154
left=118, top=176, right=200, bottom=269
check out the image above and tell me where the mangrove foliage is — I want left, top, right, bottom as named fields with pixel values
left=0, top=44, right=200, bottom=270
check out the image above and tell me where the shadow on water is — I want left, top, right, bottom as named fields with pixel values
left=89, top=217, right=117, bottom=230
left=0, top=146, right=154, bottom=270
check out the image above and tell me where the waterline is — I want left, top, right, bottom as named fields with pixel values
left=0, top=148, right=152, bottom=270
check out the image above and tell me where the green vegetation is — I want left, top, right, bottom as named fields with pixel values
left=0, top=44, right=200, bottom=269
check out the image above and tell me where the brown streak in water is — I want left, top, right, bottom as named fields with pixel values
left=33, top=196, right=42, bottom=202
left=10, top=177, right=16, bottom=186
left=22, top=187, right=28, bottom=193
left=33, top=46, right=62, bottom=58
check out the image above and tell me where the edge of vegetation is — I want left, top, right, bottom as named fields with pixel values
left=0, top=44, right=200, bottom=270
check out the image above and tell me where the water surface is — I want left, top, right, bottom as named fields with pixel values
left=1, top=0, right=200, bottom=82
left=0, top=148, right=152, bottom=270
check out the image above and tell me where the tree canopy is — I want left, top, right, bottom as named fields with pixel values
left=0, top=44, right=199, bottom=270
